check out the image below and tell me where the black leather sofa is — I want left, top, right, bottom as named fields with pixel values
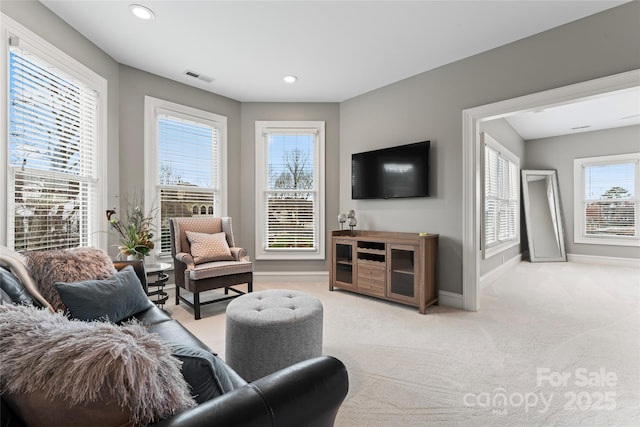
left=0, top=259, right=349, bottom=427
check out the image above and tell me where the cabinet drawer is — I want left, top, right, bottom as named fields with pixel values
left=357, top=263, right=385, bottom=281
left=357, top=277, right=385, bottom=297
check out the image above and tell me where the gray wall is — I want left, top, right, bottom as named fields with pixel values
left=1, top=0, right=121, bottom=252
left=1, top=1, right=339, bottom=270
left=525, top=125, right=640, bottom=259
left=3, top=1, right=640, bottom=286
left=117, top=65, right=242, bottom=244
left=340, top=2, right=640, bottom=294
left=478, top=119, right=526, bottom=276
left=240, top=103, right=340, bottom=272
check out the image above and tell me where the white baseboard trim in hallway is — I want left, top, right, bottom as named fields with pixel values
left=568, top=253, right=640, bottom=268
left=480, top=253, right=522, bottom=289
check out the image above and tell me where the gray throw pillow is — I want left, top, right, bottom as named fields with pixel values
left=54, top=265, right=153, bottom=323
left=170, top=343, right=237, bottom=403
left=146, top=319, right=239, bottom=403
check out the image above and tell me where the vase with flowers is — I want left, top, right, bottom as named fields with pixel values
left=106, top=198, right=156, bottom=260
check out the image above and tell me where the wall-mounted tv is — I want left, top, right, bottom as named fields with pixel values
left=352, top=141, right=430, bottom=199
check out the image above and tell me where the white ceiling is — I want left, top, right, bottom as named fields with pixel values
left=41, top=0, right=629, bottom=103
left=39, top=0, right=638, bottom=140
left=505, top=87, right=640, bottom=140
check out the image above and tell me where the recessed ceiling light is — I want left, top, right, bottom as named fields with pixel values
left=129, top=4, right=155, bottom=20
left=283, top=75, right=298, bottom=84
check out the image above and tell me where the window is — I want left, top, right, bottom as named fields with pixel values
left=482, top=132, right=520, bottom=258
left=144, top=97, right=227, bottom=259
left=255, top=121, right=325, bottom=260
left=574, top=153, right=639, bottom=246
left=2, top=15, right=107, bottom=251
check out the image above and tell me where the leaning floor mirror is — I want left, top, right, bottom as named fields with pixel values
left=521, top=170, right=567, bottom=262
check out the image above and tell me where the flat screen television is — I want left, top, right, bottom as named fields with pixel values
left=352, top=141, right=430, bottom=199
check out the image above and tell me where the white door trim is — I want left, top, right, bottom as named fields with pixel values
left=462, top=69, right=640, bottom=312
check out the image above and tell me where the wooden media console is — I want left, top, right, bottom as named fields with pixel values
left=329, top=230, right=438, bottom=314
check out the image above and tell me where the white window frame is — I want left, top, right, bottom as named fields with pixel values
left=1, top=13, right=108, bottom=250
left=573, top=152, right=640, bottom=247
left=144, top=96, right=227, bottom=263
left=255, top=121, right=325, bottom=260
left=482, top=132, right=520, bottom=259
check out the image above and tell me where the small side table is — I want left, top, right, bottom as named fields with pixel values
left=145, top=262, right=172, bottom=307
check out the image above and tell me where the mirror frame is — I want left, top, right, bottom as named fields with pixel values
left=521, top=169, right=567, bottom=262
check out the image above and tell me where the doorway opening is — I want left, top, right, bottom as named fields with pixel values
left=461, top=69, right=640, bottom=312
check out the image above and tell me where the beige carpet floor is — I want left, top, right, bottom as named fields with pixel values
left=164, top=261, right=639, bottom=426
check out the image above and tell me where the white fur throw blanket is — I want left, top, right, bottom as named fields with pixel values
left=0, top=305, right=196, bottom=425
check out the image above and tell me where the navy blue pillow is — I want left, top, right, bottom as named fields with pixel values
left=146, top=319, right=238, bottom=403
left=0, top=265, right=34, bottom=306
left=170, top=343, right=236, bottom=403
left=53, top=265, right=153, bottom=322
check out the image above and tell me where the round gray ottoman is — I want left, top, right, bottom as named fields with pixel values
left=225, top=289, right=323, bottom=382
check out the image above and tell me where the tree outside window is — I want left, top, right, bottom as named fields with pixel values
left=267, top=137, right=315, bottom=249
left=255, top=121, right=325, bottom=260
left=8, top=43, right=103, bottom=252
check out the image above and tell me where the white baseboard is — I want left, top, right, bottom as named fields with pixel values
left=480, top=253, right=522, bottom=289
left=438, top=290, right=464, bottom=309
left=254, top=271, right=330, bottom=283
left=567, top=253, right=640, bottom=269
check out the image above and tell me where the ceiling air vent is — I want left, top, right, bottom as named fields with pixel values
left=183, top=70, right=214, bottom=83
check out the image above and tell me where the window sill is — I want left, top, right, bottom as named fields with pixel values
left=484, top=239, right=520, bottom=259
left=574, top=236, right=640, bottom=247
left=256, top=252, right=325, bottom=261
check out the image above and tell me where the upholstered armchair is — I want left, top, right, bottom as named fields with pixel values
left=169, top=217, right=253, bottom=320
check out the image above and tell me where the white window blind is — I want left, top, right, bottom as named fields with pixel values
left=255, top=121, right=325, bottom=260
left=156, top=113, right=220, bottom=254
left=8, top=45, right=99, bottom=252
left=483, top=133, right=519, bottom=256
left=264, top=131, right=317, bottom=250
left=582, top=158, right=638, bottom=239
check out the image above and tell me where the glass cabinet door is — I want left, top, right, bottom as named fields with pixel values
left=334, top=240, right=355, bottom=287
left=387, top=245, right=418, bottom=303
